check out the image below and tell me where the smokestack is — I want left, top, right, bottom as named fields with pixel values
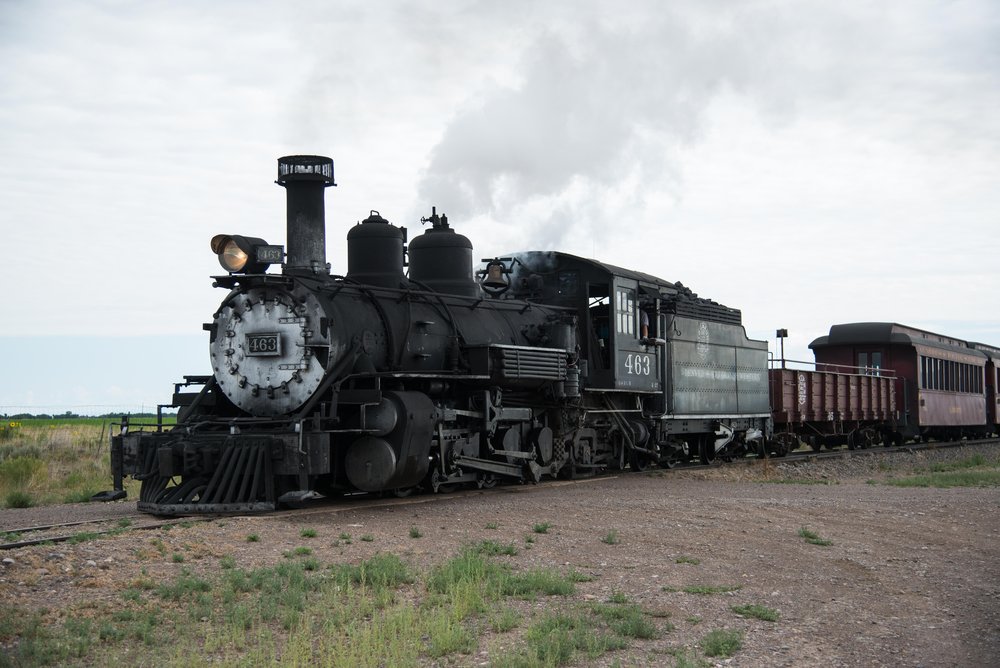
left=276, top=155, right=336, bottom=274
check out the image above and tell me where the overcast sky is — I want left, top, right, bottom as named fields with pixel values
left=2, top=0, right=998, bottom=414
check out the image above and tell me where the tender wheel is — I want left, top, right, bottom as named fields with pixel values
left=657, top=443, right=680, bottom=469
left=774, top=433, right=799, bottom=457
left=859, top=427, right=880, bottom=449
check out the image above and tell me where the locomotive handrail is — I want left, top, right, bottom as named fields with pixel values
left=292, top=339, right=364, bottom=420
left=768, top=356, right=898, bottom=378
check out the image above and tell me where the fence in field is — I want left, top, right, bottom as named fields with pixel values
left=0, top=405, right=169, bottom=418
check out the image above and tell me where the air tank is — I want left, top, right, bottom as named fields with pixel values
left=408, top=208, right=479, bottom=297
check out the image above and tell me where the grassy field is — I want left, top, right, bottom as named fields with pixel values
left=880, top=452, right=1000, bottom=488
left=0, top=533, right=741, bottom=667
left=0, top=418, right=164, bottom=507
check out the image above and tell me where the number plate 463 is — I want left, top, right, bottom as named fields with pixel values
left=246, top=333, right=281, bottom=356
left=625, top=353, right=652, bottom=376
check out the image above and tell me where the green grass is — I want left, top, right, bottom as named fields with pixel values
left=669, top=648, right=711, bottom=667
left=409, top=526, right=423, bottom=538
left=668, top=585, right=742, bottom=595
left=0, top=542, right=672, bottom=667
left=532, top=522, right=551, bottom=534
left=494, top=611, right=629, bottom=666
left=489, top=607, right=521, bottom=632
left=299, top=528, right=317, bottom=538
left=5, top=489, right=33, bottom=508
left=472, top=539, right=519, bottom=556
left=601, top=530, right=619, bottom=545
left=0, top=419, right=145, bottom=506
left=798, top=527, right=833, bottom=546
left=929, top=453, right=987, bottom=472
left=871, top=453, right=1000, bottom=488
left=155, top=569, right=212, bottom=601
left=701, top=628, right=743, bottom=657
left=68, top=531, right=101, bottom=545
left=731, top=603, right=780, bottom=621
left=589, top=601, right=659, bottom=639
left=675, top=555, right=700, bottom=565
left=763, top=478, right=837, bottom=485
left=884, top=470, right=1000, bottom=488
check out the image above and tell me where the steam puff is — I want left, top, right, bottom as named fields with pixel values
left=417, top=15, right=772, bottom=248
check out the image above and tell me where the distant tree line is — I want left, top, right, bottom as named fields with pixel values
left=1, top=411, right=177, bottom=420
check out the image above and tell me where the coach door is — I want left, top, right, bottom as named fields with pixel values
left=612, top=278, right=660, bottom=392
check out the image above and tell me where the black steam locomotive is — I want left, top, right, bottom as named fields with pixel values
left=111, top=155, right=771, bottom=515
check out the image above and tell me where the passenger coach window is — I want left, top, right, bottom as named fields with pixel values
left=858, top=352, right=882, bottom=376
left=920, top=355, right=985, bottom=394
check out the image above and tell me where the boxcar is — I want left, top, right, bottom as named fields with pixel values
left=810, top=323, right=988, bottom=441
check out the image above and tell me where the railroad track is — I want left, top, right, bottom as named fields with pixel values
left=0, top=515, right=214, bottom=551
left=770, top=436, right=1000, bottom=467
left=3, top=437, right=996, bottom=550
left=0, top=476, right=618, bottom=549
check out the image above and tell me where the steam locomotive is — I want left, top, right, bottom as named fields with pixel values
left=110, top=155, right=772, bottom=515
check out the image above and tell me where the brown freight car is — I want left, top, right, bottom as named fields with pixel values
left=769, top=364, right=898, bottom=452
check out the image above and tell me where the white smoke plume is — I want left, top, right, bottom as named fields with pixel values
left=416, top=6, right=797, bottom=251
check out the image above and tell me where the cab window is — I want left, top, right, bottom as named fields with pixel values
left=615, top=288, right=636, bottom=337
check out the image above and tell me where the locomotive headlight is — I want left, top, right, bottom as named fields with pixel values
left=210, top=234, right=284, bottom=274
left=219, top=238, right=248, bottom=272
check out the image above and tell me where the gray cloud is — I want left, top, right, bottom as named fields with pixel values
left=417, top=1, right=1000, bottom=251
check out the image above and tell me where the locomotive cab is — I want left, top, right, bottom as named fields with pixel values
left=483, top=252, right=770, bottom=465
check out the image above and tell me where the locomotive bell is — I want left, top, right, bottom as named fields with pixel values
left=481, top=259, right=509, bottom=291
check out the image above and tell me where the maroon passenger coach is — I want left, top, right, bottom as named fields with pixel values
left=968, top=342, right=1000, bottom=434
left=809, top=323, right=990, bottom=441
